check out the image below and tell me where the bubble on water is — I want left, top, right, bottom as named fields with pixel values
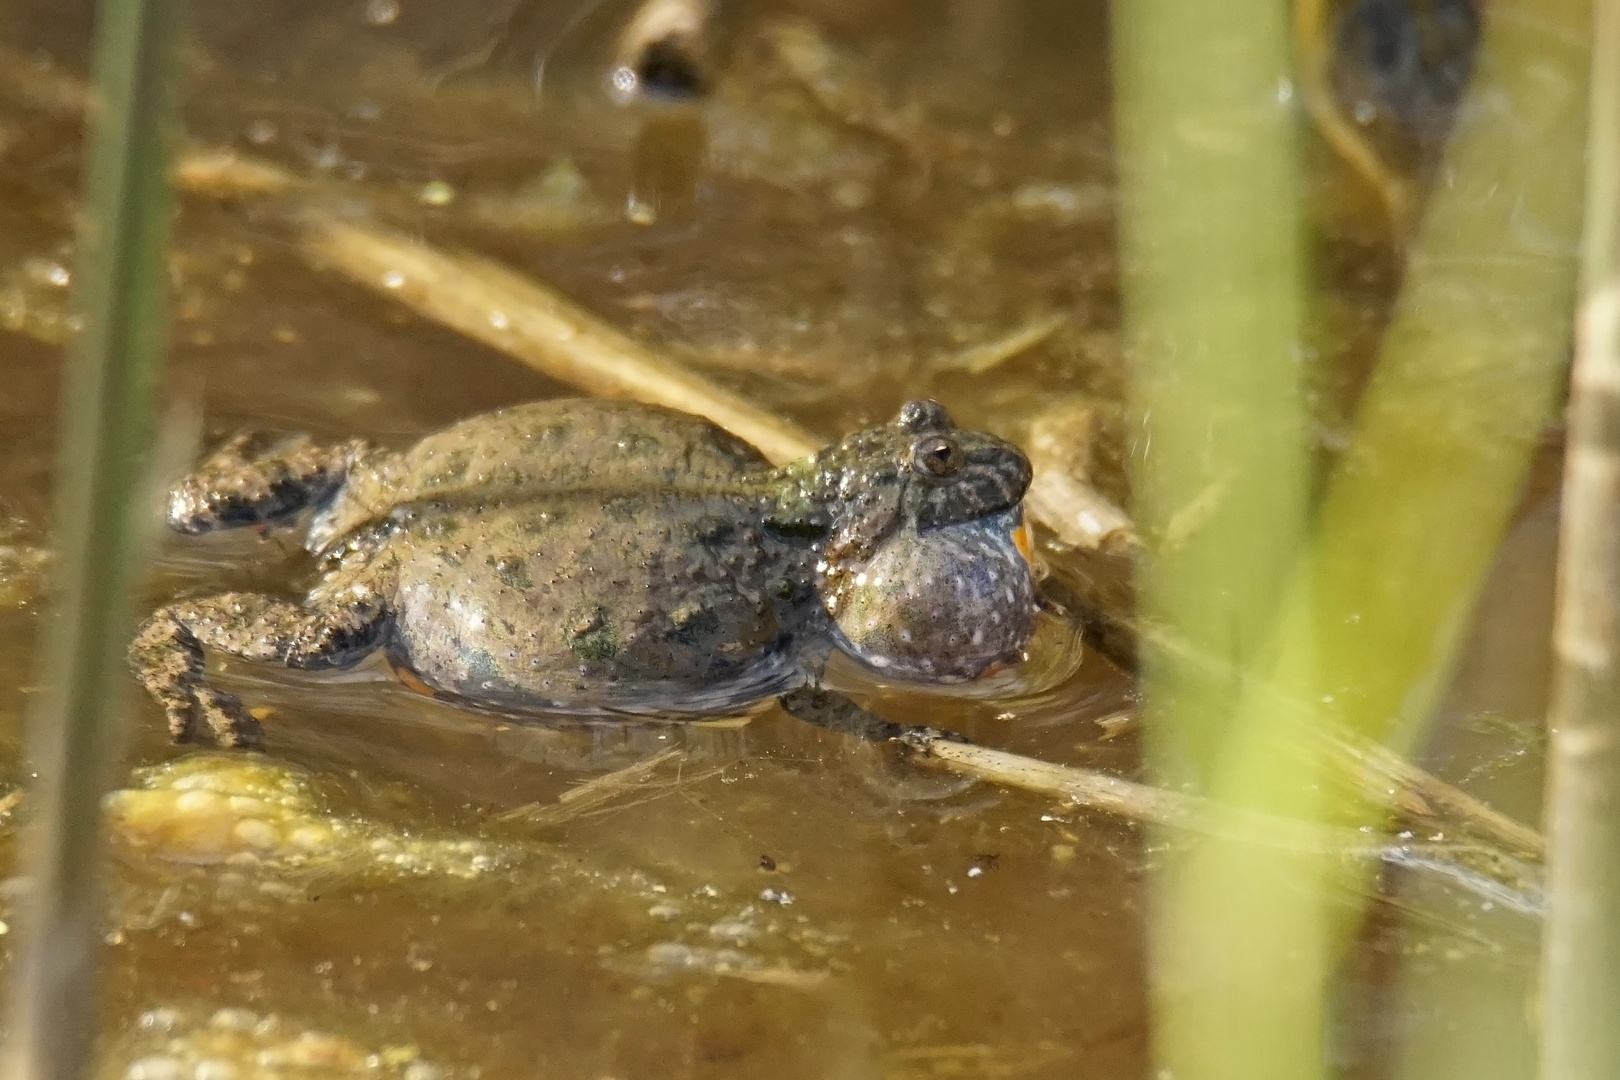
left=364, top=0, right=400, bottom=25
left=417, top=180, right=455, bottom=206
left=139, top=1009, right=180, bottom=1032
left=209, top=1009, right=257, bottom=1032
left=310, top=143, right=341, bottom=170
left=126, top=1056, right=184, bottom=1080
left=230, top=818, right=278, bottom=850
left=22, top=257, right=70, bottom=288
left=191, top=1058, right=238, bottom=1080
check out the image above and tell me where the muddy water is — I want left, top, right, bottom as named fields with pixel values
left=0, top=1, right=1551, bottom=1077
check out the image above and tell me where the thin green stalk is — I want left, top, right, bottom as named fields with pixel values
left=1539, top=0, right=1620, bottom=1072
left=1112, top=0, right=1310, bottom=793
left=0, top=2, right=186, bottom=1079
left=1110, top=1, right=1311, bottom=1077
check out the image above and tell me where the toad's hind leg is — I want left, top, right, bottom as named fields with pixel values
left=129, top=586, right=391, bottom=747
left=166, top=431, right=372, bottom=535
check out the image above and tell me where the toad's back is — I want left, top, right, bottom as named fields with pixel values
left=309, top=400, right=772, bottom=552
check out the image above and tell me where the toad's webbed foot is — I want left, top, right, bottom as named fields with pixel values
left=167, top=431, right=371, bottom=535
left=129, top=590, right=391, bottom=747
left=776, top=686, right=970, bottom=748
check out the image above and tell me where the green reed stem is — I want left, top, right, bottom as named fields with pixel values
left=0, top=2, right=185, bottom=1079
left=1110, top=0, right=1312, bottom=1076
left=1539, top=0, right=1620, bottom=1072
left=1112, top=1, right=1309, bottom=794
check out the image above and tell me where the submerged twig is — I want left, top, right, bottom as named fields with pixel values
left=0, top=45, right=91, bottom=116
left=556, top=746, right=686, bottom=806
left=1133, top=619, right=1546, bottom=859
left=174, top=146, right=298, bottom=199
left=921, top=739, right=1198, bottom=827
left=913, top=738, right=1541, bottom=911
left=494, top=746, right=731, bottom=826
left=938, top=313, right=1068, bottom=376
left=1319, top=724, right=1545, bottom=859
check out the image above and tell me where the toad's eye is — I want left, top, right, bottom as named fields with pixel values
left=912, top=435, right=963, bottom=478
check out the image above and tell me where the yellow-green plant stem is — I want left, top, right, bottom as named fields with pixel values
left=1111, top=0, right=1310, bottom=789
left=1110, top=0, right=1311, bottom=1076
left=0, top=2, right=185, bottom=1079
left=1284, top=0, right=1588, bottom=770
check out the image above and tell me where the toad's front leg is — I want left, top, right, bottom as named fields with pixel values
left=776, top=686, right=967, bottom=750
left=129, top=581, right=392, bottom=748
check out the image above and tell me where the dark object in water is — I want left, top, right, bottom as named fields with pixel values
left=1334, top=0, right=1480, bottom=146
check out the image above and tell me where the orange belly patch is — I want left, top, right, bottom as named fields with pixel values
left=388, top=658, right=445, bottom=699
left=1013, top=518, right=1034, bottom=566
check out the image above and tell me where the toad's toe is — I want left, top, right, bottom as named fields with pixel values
left=195, top=687, right=264, bottom=749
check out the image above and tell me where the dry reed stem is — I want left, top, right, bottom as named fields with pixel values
left=940, top=313, right=1068, bottom=376
left=1540, top=0, right=1620, bottom=1068
left=296, top=214, right=819, bottom=464
left=918, top=738, right=1541, bottom=911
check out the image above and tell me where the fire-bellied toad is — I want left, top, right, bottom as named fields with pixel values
left=130, top=398, right=1038, bottom=747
